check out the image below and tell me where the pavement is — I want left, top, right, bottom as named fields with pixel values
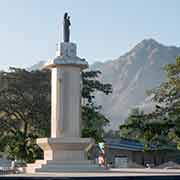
left=2, top=168, right=180, bottom=177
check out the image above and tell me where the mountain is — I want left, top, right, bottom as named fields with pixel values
left=92, top=39, right=180, bottom=129
left=27, top=61, right=45, bottom=71
left=28, top=39, right=180, bottom=129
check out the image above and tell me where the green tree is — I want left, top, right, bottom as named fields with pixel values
left=6, top=131, right=42, bottom=162
left=82, top=105, right=109, bottom=142
left=120, top=108, right=173, bottom=151
left=0, top=68, right=50, bottom=161
left=0, top=68, right=51, bottom=137
left=119, top=108, right=145, bottom=140
left=148, top=56, right=180, bottom=145
left=81, top=70, right=112, bottom=142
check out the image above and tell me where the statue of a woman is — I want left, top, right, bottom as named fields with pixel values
left=63, top=12, right=71, bottom=42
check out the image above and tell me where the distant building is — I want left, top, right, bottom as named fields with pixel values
left=90, top=138, right=180, bottom=168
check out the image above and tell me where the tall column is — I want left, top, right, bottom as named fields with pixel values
left=50, top=42, right=83, bottom=138
left=51, top=65, right=81, bottom=138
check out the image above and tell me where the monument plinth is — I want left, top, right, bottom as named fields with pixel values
left=25, top=41, right=100, bottom=173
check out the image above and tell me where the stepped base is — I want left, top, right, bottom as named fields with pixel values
left=25, top=137, right=103, bottom=173
left=25, top=160, right=103, bottom=173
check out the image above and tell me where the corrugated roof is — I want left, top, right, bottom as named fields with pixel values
left=105, top=138, right=177, bottom=151
left=105, top=138, right=144, bottom=151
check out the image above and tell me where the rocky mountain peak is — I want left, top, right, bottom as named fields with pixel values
left=93, top=39, right=180, bottom=129
left=135, top=38, right=163, bottom=50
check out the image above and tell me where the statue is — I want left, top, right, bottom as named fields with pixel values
left=63, top=12, right=71, bottom=42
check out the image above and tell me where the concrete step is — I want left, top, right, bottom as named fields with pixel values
left=25, top=160, right=47, bottom=173
left=41, top=164, right=98, bottom=169
left=27, top=163, right=42, bottom=169
left=26, top=160, right=103, bottom=173
left=36, top=164, right=103, bottom=172
left=46, top=160, right=93, bottom=165
left=35, top=160, right=47, bottom=164
left=27, top=160, right=46, bottom=168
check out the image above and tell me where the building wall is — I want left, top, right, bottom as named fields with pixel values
left=89, top=144, right=180, bottom=167
left=105, top=148, right=180, bottom=167
left=105, top=148, right=143, bottom=167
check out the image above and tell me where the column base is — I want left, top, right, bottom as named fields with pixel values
left=25, top=137, right=103, bottom=173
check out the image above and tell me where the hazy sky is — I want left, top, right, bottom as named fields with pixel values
left=0, top=0, right=179, bottom=70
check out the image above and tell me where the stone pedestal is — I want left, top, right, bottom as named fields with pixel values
left=25, top=43, right=101, bottom=173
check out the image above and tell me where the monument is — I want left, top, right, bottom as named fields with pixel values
left=25, top=13, right=100, bottom=173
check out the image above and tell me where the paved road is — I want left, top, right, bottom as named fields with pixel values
left=2, top=168, right=180, bottom=177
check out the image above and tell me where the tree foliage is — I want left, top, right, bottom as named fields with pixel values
left=81, top=70, right=112, bottom=142
left=0, top=68, right=51, bottom=137
left=82, top=105, right=109, bottom=142
left=149, top=56, right=180, bottom=145
left=81, top=70, right=112, bottom=103
left=0, top=68, right=50, bottom=161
